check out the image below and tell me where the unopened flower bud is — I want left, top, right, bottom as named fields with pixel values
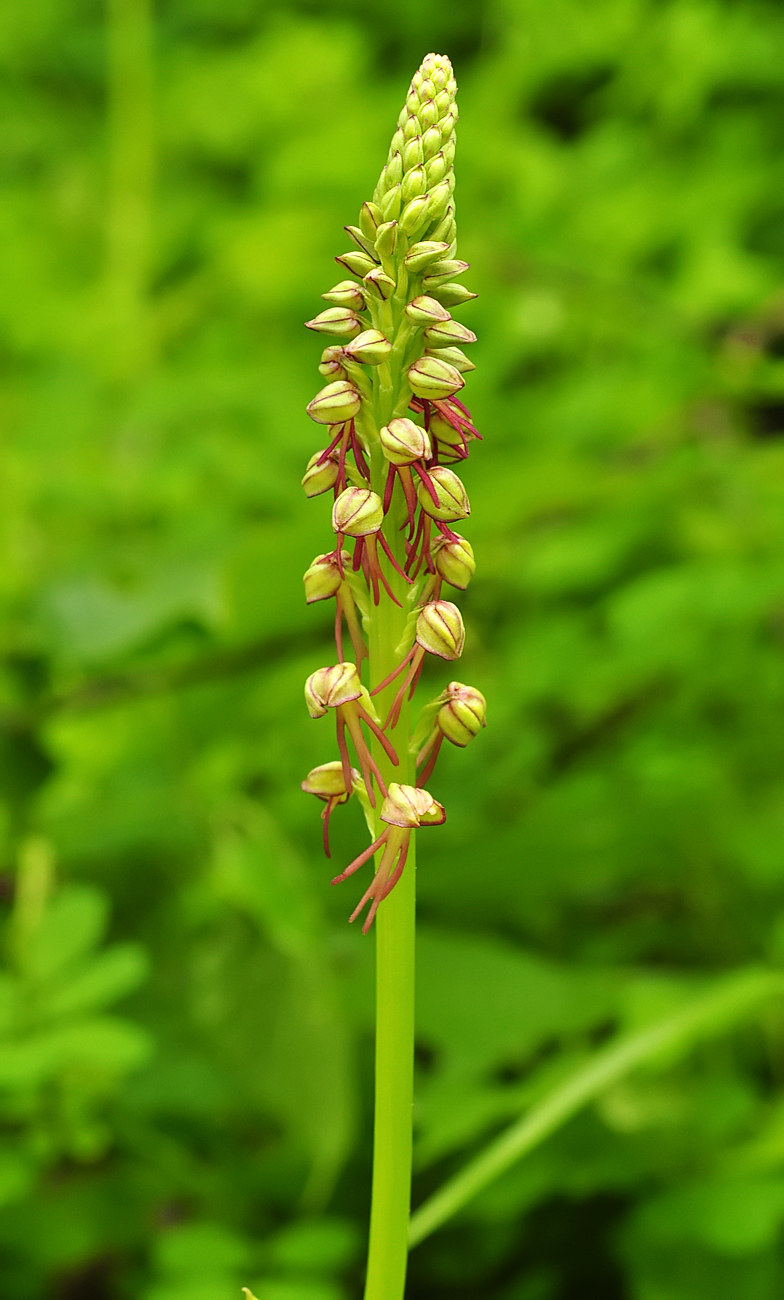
left=422, top=259, right=471, bottom=290
left=359, top=201, right=382, bottom=241
left=401, top=165, right=427, bottom=204
left=430, top=206, right=455, bottom=244
left=400, top=194, right=430, bottom=234
left=363, top=268, right=396, bottom=300
left=305, top=307, right=362, bottom=338
left=302, top=449, right=339, bottom=497
left=344, top=329, right=392, bottom=365
left=431, top=534, right=475, bottom=588
left=403, top=112, right=419, bottom=139
left=425, top=180, right=452, bottom=223
left=303, top=550, right=350, bottom=603
left=321, top=280, right=366, bottom=310
left=430, top=282, right=478, bottom=307
left=416, top=465, right=470, bottom=521
left=404, top=241, right=450, bottom=273
left=380, top=783, right=446, bottom=829
left=380, top=185, right=402, bottom=221
left=416, top=600, right=465, bottom=660
left=345, top=224, right=377, bottom=258
left=403, top=136, right=424, bottom=170
left=438, top=682, right=486, bottom=746
left=318, top=357, right=348, bottom=380
left=332, top=487, right=383, bottom=537
left=301, top=760, right=360, bottom=802
left=422, top=125, right=443, bottom=158
left=380, top=418, right=431, bottom=466
left=405, top=295, right=451, bottom=325
left=426, top=346, right=476, bottom=373
left=335, top=250, right=378, bottom=278
left=425, top=152, right=448, bottom=187
left=305, top=662, right=362, bottom=717
left=384, top=153, right=403, bottom=189
left=306, top=380, right=361, bottom=425
left=422, top=317, right=477, bottom=347
left=374, top=221, right=398, bottom=260
left=407, top=355, right=465, bottom=400
left=419, top=99, right=439, bottom=129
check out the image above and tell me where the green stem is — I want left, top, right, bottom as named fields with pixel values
left=363, top=419, right=416, bottom=1300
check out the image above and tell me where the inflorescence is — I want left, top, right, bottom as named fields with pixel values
left=300, top=53, right=486, bottom=932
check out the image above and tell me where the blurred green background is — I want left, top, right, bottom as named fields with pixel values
left=2, top=0, right=784, bottom=1296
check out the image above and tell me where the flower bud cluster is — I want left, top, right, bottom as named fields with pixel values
left=297, top=53, right=485, bottom=930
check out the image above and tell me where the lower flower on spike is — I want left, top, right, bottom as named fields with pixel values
left=331, top=783, right=445, bottom=932
left=301, top=760, right=367, bottom=858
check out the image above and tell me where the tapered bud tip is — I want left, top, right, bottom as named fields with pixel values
left=405, top=240, right=450, bottom=273
left=405, top=295, right=451, bottom=326
left=301, top=760, right=362, bottom=801
left=408, top=354, right=464, bottom=401
left=364, top=268, right=396, bottom=301
left=426, top=345, right=476, bottom=374
left=422, top=318, right=477, bottom=347
left=302, top=449, right=340, bottom=498
left=332, top=487, right=384, bottom=537
left=438, top=682, right=487, bottom=746
left=306, top=380, right=361, bottom=425
left=344, top=329, right=392, bottom=365
left=305, top=307, right=363, bottom=338
left=381, top=782, right=446, bottom=829
left=417, top=465, right=470, bottom=523
left=305, top=663, right=362, bottom=717
left=322, top=280, right=367, bottom=310
left=380, top=417, right=431, bottom=466
left=303, top=550, right=350, bottom=603
left=416, top=600, right=465, bottom=660
left=432, top=533, right=475, bottom=588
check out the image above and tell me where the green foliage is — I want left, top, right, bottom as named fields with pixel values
left=2, top=0, right=784, bottom=1295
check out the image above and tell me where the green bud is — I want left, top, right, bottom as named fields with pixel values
left=322, top=280, right=367, bottom=310
left=305, top=307, right=362, bottom=338
left=401, top=164, right=427, bottom=204
left=429, top=410, right=466, bottom=452
left=301, top=760, right=360, bottom=802
left=403, top=112, right=419, bottom=139
left=385, top=152, right=404, bottom=188
left=380, top=782, right=445, bottom=829
left=305, top=662, right=362, bottom=718
left=318, top=345, right=348, bottom=380
left=430, top=282, right=478, bottom=307
left=416, top=465, right=470, bottom=522
left=431, top=533, right=475, bottom=588
left=437, top=682, right=486, bottom=746
left=415, top=600, right=465, bottom=660
left=404, top=240, right=450, bottom=273
left=344, top=329, right=392, bottom=365
left=422, top=259, right=471, bottom=290
left=363, top=268, right=396, bottom=300
left=425, top=345, right=475, bottom=373
left=430, top=206, right=456, bottom=244
left=380, top=417, right=431, bottom=466
left=425, top=180, right=452, bottom=224
left=303, top=550, right=351, bottom=603
left=345, top=224, right=377, bottom=257
left=419, top=99, right=439, bottom=129
left=380, top=185, right=402, bottom=221
left=403, top=136, right=424, bottom=170
left=422, top=317, right=477, bottom=347
left=335, top=250, right=377, bottom=278
left=407, top=355, right=465, bottom=400
left=442, top=137, right=456, bottom=166
left=425, top=152, right=448, bottom=187
left=400, top=193, right=430, bottom=234
left=359, top=201, right=382, bottom=241
left=405, top=294, right=451, bottom=325
left=302, top=449, right=339, bottom=498
left=374, top=220, right=398, bottom=260
left=332, top=487, right=384, bottom=537
left=435, top=89, right=453, bottom=116
left=306, top=380, right=361, bottom=425
left=422, top=125, right=443, bottom=158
